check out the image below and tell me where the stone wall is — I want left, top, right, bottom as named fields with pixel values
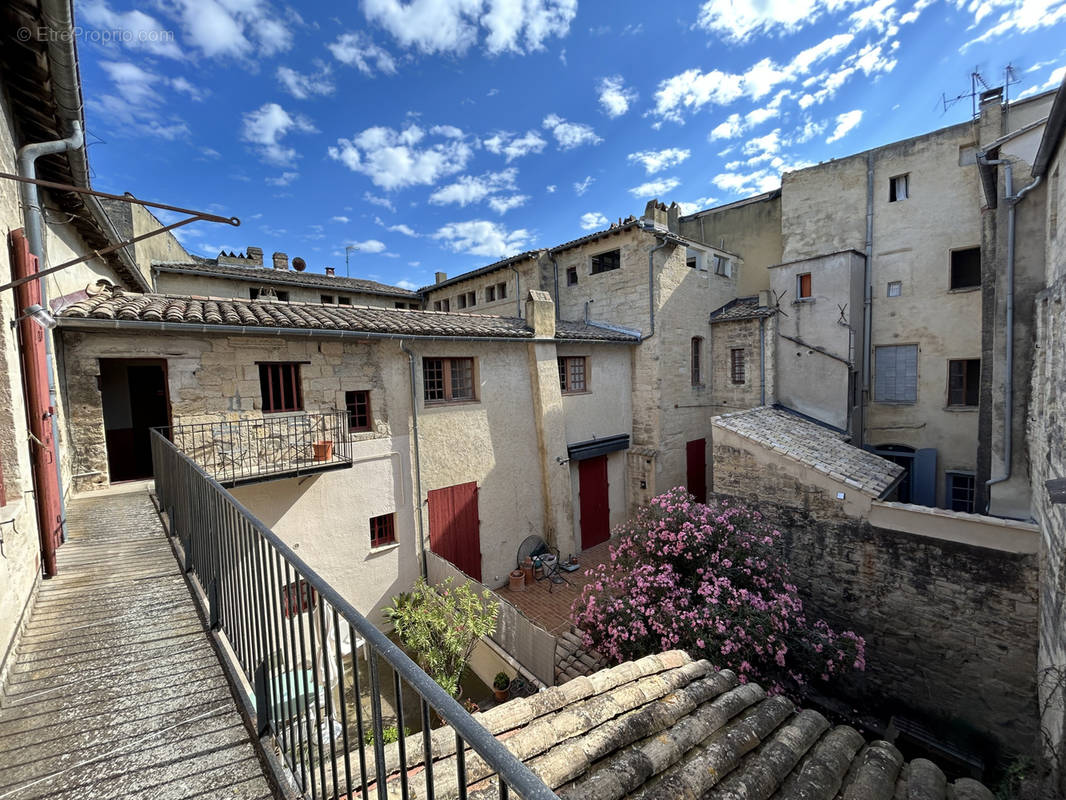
left=154, top=271, right=403, bottom=308
left=709, top=318, right=768, bottom=413
left=422, top=257, right=541, bottom=317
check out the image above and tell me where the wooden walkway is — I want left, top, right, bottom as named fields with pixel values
left=0, top=487, right=274, bottom=800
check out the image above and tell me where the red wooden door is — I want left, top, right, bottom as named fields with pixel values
left=11, top=230, right=63, bottom=576
left=428, top=482, right=481, bottom=581
left=578, top=456, right=609, bottom=550
left=686, top=439, right=707, bottom=503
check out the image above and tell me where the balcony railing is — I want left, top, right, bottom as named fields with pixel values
left=158, top=411, right=353, bottom=487
left=151, top=429, right=557, bottom=800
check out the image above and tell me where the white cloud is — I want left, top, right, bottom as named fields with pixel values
left=331, top=216, right=350, bottom=223
left=362, top=0, right=577, bottom=55
left=79, top=1, right=183, bottom=58
left=627, top=148, right=691, bottom=174
left=170, top=76, right=208, bottom=101
left=266, top=171, right=299, bottom=186
left=676, top=196, right=718, bottom=215
left=710, top=114, right=743, bottom=140
left=364, top=192, right=396, bottom=212
left=429, top=169, right=518, bottom=206
left=542, top=114, right=602, bottom=149
left=629, top=177, right=681, bottom=198
left=696, top=0, right=862, bottom=43
left=488, top=195, right=528, bottom=213
left=172, top=0, right=293, bottom=60
left=960, top=0, right=1066, bottom=51
left=242, top=103, right=316, bottom=166
left=598, top=76, right=638, bottom=117
left=712, top=169, right=781, bottom=195
left=277, top=64, right=335, bottom=99
left=328, top=124, right=473, bottom=190
left=483, top=130, right=548, bottom=162
left=87, top=61, right=190, bottom=139
left=328, top=31, right=398, bottom=75
left=433, top=220, right=531, bottom=258
left=395, top=279, right=420, bottom=290
left=389, top=223, right=420, bottom=236
left=573, top=175, right=594, bottom=195
left=742, top=129, right=782, bottom=161
left=349, top=239, right=387, bottom=253
left=1017, top=65, right=1066, bottom=98
left=826, top=109, right=863, bottom=143
left=546, top=184, right=557, bottom=193
left=793, top=118, right=827, bottom=143
left=580, top=212, right=608, bottom=230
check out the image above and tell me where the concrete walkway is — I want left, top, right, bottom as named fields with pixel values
left=0, top=487, right=274, bottom=800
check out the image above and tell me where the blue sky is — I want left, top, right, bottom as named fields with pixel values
left=77, top=0, right=1066, bottom=290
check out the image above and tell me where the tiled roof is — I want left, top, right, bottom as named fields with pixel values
left=709, top=296, right=777, bottom=323
left=712, top=406, right=904, bottom=498
left=152, top=258, right=420, bottom=298
left=56, top=287, right=638, bottom=342
left=358, top=651, right=992, bottom=800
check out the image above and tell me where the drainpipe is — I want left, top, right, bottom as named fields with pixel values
left=640, top=226, right=669, bottom=341
left=509, top=264, right=521, bottom=318
left=979, top=155, right=1042, bottom=495
left=861, top=151, right=874, bottom=447
left=400, top=341, right=428, bottom=579
left=550, top=253, right=560, bottom=319
left=17, top=120, right=83, bottom=545
left=759, top=317, right=766, bottom=406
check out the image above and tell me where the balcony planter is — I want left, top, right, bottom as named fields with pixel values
left=493, top=672, right=511, bottom=703
left=508, top=569, right=525, bottom=592
left=312, top=440, right=334, bottom=461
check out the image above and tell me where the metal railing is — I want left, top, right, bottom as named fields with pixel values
left=159, top=412, right=353, bottom=486
left=151, top=429, right=557, bottom=800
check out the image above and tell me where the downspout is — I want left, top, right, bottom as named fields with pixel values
left=400, top=341, right=428, bottom=579
left=861, top=150, right=874, bottom=447
left=979, top=155, right=1042, bottom=494
left=17, top=120, right=84, bottom=547
left=509, top=264, right=521, bottom=318
left=759, top=317, right=766, bottom=406
left=550, top=253, right=560, bottom=319
left=643, top=232, right=669, bottom=341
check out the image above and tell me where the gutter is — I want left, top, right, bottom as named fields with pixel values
left=153, top=264, right=417, bottom=299
left=861, top=151, right=874, bottom=447
left=509, top=263, right=521, bottom=318
left=759, top=317, right=766, bottom=406
left=399, top=341, right=428, bottom=580
left=640, top=224, right=670, bottom=341
left=778, top=332, right=853, bottom=367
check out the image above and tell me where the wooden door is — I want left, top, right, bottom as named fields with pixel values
left=686, top=439, right=707, bottom=503
left=428, top=482, right=481, bottom=581
left=578, top=456, right=609, bottom=550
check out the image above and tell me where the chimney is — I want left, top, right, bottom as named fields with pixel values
left=642, top=200, right=669, bottom=230
left=758, top=290, right=771, bottom=308
left=667, top=202, right=681, bottom=233
left=525, top=290, right=555, bottom=339
left=325, top=267, right=335, bottom=277
left=272, top=251, right=289, bottom=270
left=435, top=271, right=447, bottom=284
left=246, top=246, right=263, bottom=266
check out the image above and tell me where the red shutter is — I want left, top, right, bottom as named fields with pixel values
left=578, top=456, right=610, bottom=550
left=686, top=439, right=707, bottom=504
left=428, top=481, right=481, bottom=581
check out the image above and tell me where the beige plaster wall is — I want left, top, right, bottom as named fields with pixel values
left=422, top=258, right=540, bottom=317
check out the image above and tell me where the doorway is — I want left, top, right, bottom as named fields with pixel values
left=686, top=438, right=707, bottom=503
left=578, top=455, right=610, bottom=550
left=427, top=481, right=482, bottom=581
left=100, top=359, right=171, bottom=482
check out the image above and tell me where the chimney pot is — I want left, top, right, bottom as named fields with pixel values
left=435, top=271, right=447, bottom=284
left=246, top=246, right=263, bottom=266
left=272, top=252, right=289, bottom=270
left=525, top=290, right=556, bottom=339
left=325, top=267, right=335, bottom=277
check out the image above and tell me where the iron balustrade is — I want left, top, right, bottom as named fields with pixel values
left=159, top=412, right=353, bottom=487
left=150, top=429, right=557, bottom=800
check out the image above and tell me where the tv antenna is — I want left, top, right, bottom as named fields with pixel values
left=937, top=70, right=990, bottom=120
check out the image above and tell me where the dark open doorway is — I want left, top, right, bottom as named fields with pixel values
left=100, top=359, right=171, bottom=482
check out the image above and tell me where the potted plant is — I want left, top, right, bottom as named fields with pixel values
left=312, top=440, right=333, bottom=461
left=492, top=671, right=511, bottom=702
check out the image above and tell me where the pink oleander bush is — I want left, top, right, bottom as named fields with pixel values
left=571, top=487, right=865, bottom=696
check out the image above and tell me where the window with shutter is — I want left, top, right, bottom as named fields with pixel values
left=874, top=345, right=918, bottom=403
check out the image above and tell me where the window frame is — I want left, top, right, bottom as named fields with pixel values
left=258, top=362, right=304, bottom=413
left=947, top=358, right=980, bottom=408
left=566, top=267, right=578, bottom=286
left=558, top=356, right=588, bottom=394
left=874, top=344, right=919, bottom=404
left=949, top=246, right=981, bottom=291
left=422, top=357, right=477, bottom=405
left=590, top=248, right=621, bottom=275
left=797, top=272, right=813, bottom=300
left=433, top=299, right=450, bottom=312
left=338, top=296, right=352, bottom=306
left=485, top=285, right=496, bottom=302
left=346, top=389, right=372, bottom=432
left=369, top=513, right=397, bottom=548
left=887, top=281, right=902, bottom=297
left=496, top=281, right=507, bottom=299
left=945, top=471, right=976, bottom=514
left=321, top=294, right=335, bottom=304
left=691, top=337, right=703, bottom=386
left=889, top=173, right=909, bottom=202
left=730, top=348, right=746, bottom=385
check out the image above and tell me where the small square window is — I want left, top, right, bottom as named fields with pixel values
left=321, top=294, right=335, bottom=304
left=887, top=281, right=902, bottom=297
left=730, top=349, right=746, bottom=385
left=591, top=249, right=621, bottom=274
left=338, top=297, right=352, bottom=306
left=346, top=389, right=371, bottom=432
left=370, top=513, right=396, bottom=547
left=486, top=285, right=496, bottom=302
left=566, top=267, right=578, bottom=286
left=950, top=247, right=981, bottom=290
left=259, top=362, right=303, bottom=413
left=558, top=356, right=587, bottom=393
left=713, top=255, right=731, bottom=277
left=423, top=357, right=476, bottom=403
left=946, top=473, right=975, bottom=513
left=686, top=248, right=700, bottom=269
left=496, top=281, right=507, bottom=299
left=889, top=174, right=909, bottom=202
left=433, top=299, right=450, bottom=312
left=947, top=359, right=980, bottom=407
left=797, top=273, right=812, bottom=299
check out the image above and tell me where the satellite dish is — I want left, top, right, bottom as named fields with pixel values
left=292, top=257, right=307, bottom=272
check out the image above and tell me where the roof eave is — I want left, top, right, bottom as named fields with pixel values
left=1033, top=74, right=1066, bottom=178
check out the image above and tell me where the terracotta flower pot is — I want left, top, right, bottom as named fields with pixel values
left=508, top=569, right=525, bottom=592
left=521, top=558, right=535, bottom=585
left=312, top=440, right=334, bottom=461
left=493, top=685, right=509, bottom=702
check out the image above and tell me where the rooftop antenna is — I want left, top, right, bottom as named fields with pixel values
left=344, top=244, right=358, bottom=278
left=937, top=70, right=989, bottom=121
left=1003, top=63, right=1021, bottom=129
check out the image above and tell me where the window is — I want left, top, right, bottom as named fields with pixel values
left=486, top=285, right=496, bottom=302
left=423, top=357, right=475, bottom=403
left=713, top=255, right=731, bottom=277
left=691, top=337, right=703, bottom=386
left=797, top=272, right=812, bottom=299
left=558, top=356, right=587, bottom=393
left=433, top=299, right=450, bottom=312
left=346, top=390, right=371, bottom=432
left=730, top=349, right=746, bottom=385
left=495, top=281, right=507, bottom=299
left=259, top=362, right=303, bottom=413
left=874, top=344, right=918, bottom=403
left=456, top=291, right=476, bottom=309
left=946, top=472, right=976, bottom=513
left=887, top=281, right=902, bottom=297
left=250, top=287, right=289, bottom=302
left=394, top=301, right=406, bottom=309
left=686, top=248, right=701, bottom=269
left=889, top=174, right=909, bottom=202
left=370, top=513, right=396, bottom=547
left=590, top=249, right=621, bottom=274
left=338, top=297, right=352, bottom=306
left=950, top=247, right=981, bottom=289
left=947, top=359, right=980, bottom=407
left=566, top=267, right=578, bottom=286
left=321, top=294, right=335, bottom=304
